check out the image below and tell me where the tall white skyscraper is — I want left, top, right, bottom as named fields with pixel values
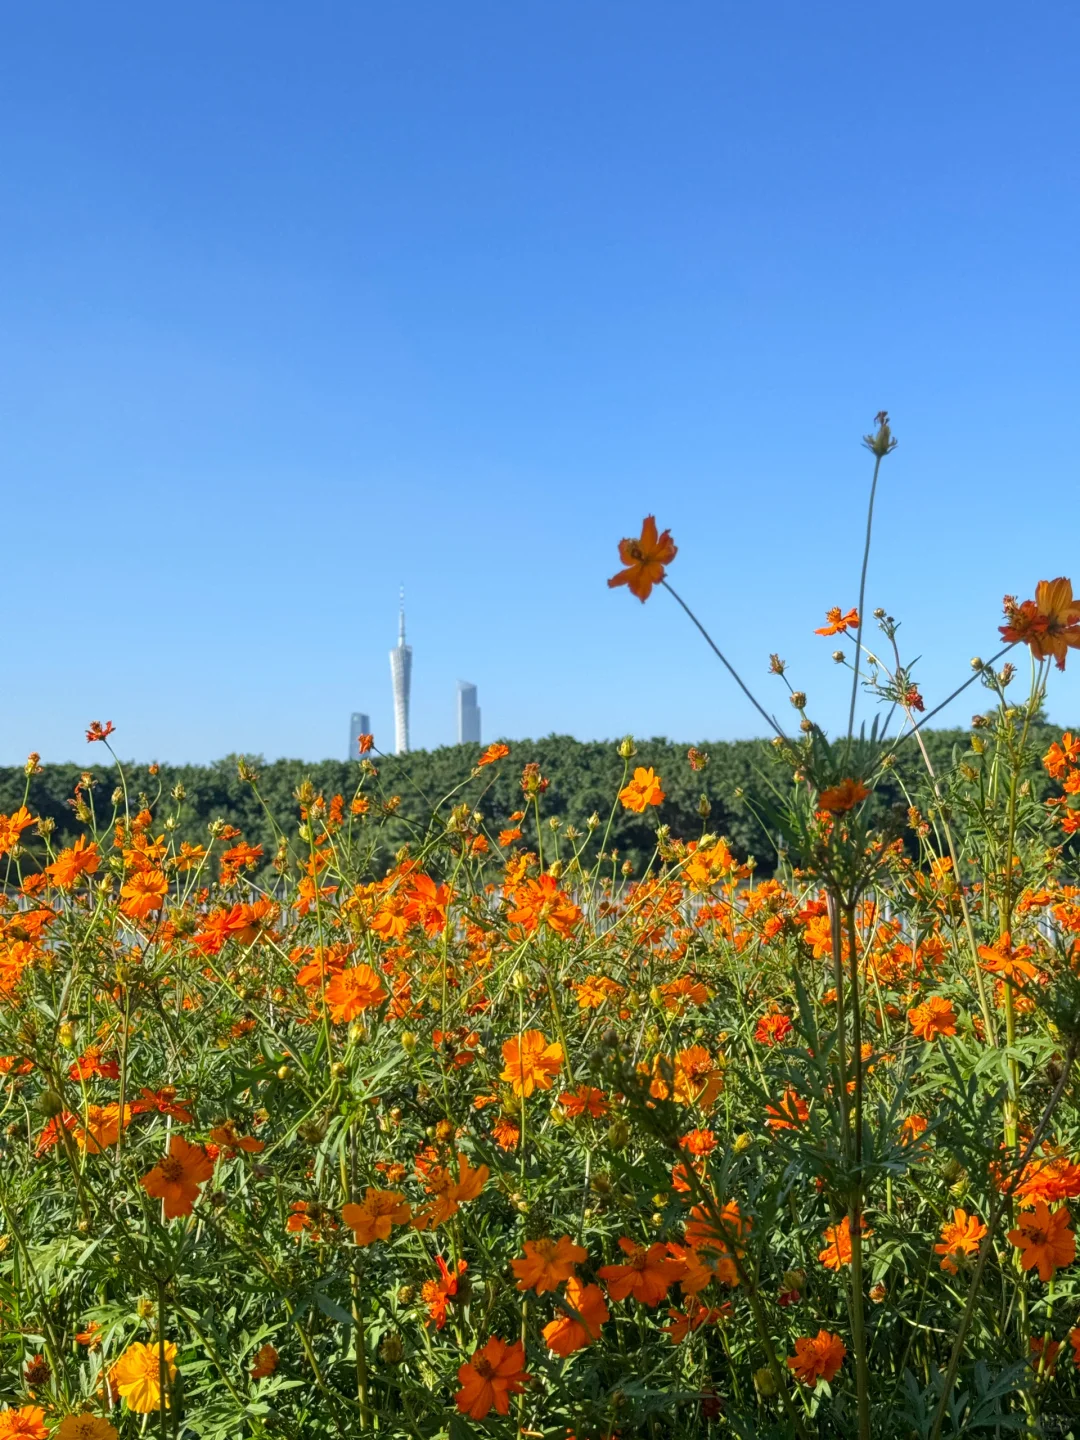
left=389, top=595, right=412, bottom=755
left=457, top=681, right=480, bottom=745
left=349, top=711, right=370, bottom=760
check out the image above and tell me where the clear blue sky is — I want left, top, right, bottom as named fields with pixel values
left=3, top=2, right=1079, bottom=764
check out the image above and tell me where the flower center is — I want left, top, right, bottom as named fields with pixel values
left=474, top=1357, right=495, bottom=1380
left=159, top=1156, right=185, bottom=1182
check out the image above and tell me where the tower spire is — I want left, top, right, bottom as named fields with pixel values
left=390, top=588, right=412, bottom=755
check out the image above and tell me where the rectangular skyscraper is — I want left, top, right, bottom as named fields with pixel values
left=349, top=712, right=370, bottom=760
left=457, top=681, right=480, bottom=745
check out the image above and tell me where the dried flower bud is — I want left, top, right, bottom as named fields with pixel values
left=768, top=654, right=786, bottom=675
left=789, top=692, right=807, bottom=710
left=862, top=410, right=897, bottom=458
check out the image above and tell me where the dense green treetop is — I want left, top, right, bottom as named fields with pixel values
left=1, top=724, right=1068, bottom=879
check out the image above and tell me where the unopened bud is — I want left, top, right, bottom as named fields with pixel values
left=617, top=736, right=637, bottom=760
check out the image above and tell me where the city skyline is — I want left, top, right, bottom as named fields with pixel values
left=352, top=608, right=483, bottom=759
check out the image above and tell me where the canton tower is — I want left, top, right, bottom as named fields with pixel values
left=389, top=591, right=412, bottom=754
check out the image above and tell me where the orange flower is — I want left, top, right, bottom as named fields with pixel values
left=907, top=994, right=957, bottom=1042
left=324, top=964, right=388, bottom=1023
left=506, top=875, right=582, bottom=937
left=341, top=1188, right=412, bottom=1245
left=0, top=806, right=35, bottom=857
left=542, top=1277, right=609, bottom=1356
left=74, top=1103, right=131, bottom=1154
left=558, top=1085, right=609, bottom=1119
left=598, top=1238, right=684, bottom=1306
left=619, top=765, right=666, bottom=812
left=656, top=1045, right=725, bottom=1109
left=818, top=1216, right=873, bottom=1270
left=1044, top=732, right=1080, bottom=779
left=977, top=935, right=1040, bottom=990
left=455, top=1337, right=530, bottom=1420
left=478, top=742, right=510, bottom=767
left=1000, top=578, right=1080, bottom=670
left=935, top=1208, right=987, bottom=1273
left=754, top=1011, right=793, bottom=1046
left=119, top=868, right=168, bottom=920
left=110, top=1340, right=178, bottom=1412
left=815, top=607, right=859, bottom=636
left=45, top=835, right=101, bottom=888
left=54, top=1417, right=119, bottom=1440
left=141, top=1135, right=214, bottom=1219
left=250, top=1344, right=279, bottom=1380
left=414, top=1153, right=490, bottom=1227
left=511, top=1235, right=587, bottom=1293
left=0, top=1407, right=49, bottom=1439
left=500, top=1030, right=564, bottom=1097
left=207, top=1119, right=265, bottom=1155
left=817, top=779, right=869, bottom=814
left=85, top=720, right=115, bottom=743
left=787, top=1330, right=846, bottom=1386
left=766, top=1087, right=808, bottom=1131
left=607, top=515, right=677, bottom=602
left=422, top=1254, right=467, bottom=1329
left=1008, top=1201, right=1075, bottom=1281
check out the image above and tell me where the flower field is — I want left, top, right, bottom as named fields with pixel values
left=6, top=419, right=1080, bottom=1438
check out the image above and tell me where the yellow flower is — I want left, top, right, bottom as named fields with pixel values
left=109, top=1340, right=178, bottom=1412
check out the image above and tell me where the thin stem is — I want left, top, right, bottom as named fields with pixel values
left=847, top=453, right=883, bottom=745
left=660, top=581, right=786, bottom=740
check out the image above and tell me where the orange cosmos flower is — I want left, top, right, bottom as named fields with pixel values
left=119, top=868, right=168, bottom=920
left=478, top=742, right=510, bottom=767
left=754, top=1011, right=793, bottom=1046
left=207, top=1119, right=264, bottom=1155
left=74, top=1103, right=131, bottom=1153
left=597, top=1238, right=685, bottom=1306
left=85, top=720, right=115, bottom=742
left=818, top=1216, right=873, bottom=1270
left=766, top=1087, right=809, bottom=1131
left=1008, top=1201, right=1076, bottom=1282
left=0, top=806, right=35, bottom=856
left=559, top=1084, right=609, bottom=1119
left=1000, top=579, right=1080, bottom=670
left=55, top=1416, right=119, bottom=1440
left=0, top=1408, right=48, bottom=1439
left=542, top=1277, right=609, bottom=1356
left=506, top=875, right=582, bottom=937
left=907, top=994, right=958, bottom=1042
left=250, top=1344, right=279, bottom=1380
left=787, top=1330, right=846, bottom=1386
left=141, top=1135, right=214, bottom=1219
left=1044, top=732, right=1080, bottom=778
left=422, top=1254, right=467, bottom=1330
left=935, top=1208, right=987, bottom=1273
left=618, top=766, right=666, bottom=812
left=455, top=1337, right=530, bottom=1420
left=109, top=1341, right=178, bottom=1412
left=414, top=1153, right=490, bottom=1228
left=817, top=778, right=869, bottom=814
left=324, top=963, right=388, bottom=1023
left=511, top=1235, right=587, bottom=1294
left=500, top=1030, right=564, bottom=1097
left=45, top=834, right=101, bottom=888
left=815, top=607, right=859, bottom=636
left=607, top=515, right=677, bottom=602
left=341, top=1188, right=412, bottom=1245
left=977, top=935, right=1040, bottom=990
left=131, top=1088, right=194, bottom=1124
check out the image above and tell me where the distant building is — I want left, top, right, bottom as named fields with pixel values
left=457, top=681, right=480, bottom=745
left=389, top=595, right=412, bottom=755
left=349, top=712, right=370, bottom=761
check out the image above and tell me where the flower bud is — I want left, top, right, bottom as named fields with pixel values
left=379, top=1334, right=404, bottom=1364
left=789, top=692, right=807, bottom=710
left=607, top=1119, right=630, bottom=1150
left=617, top=736, right=637, bottom=759
left=862, top=410, right=897, bottom=458
left=753, top=1367, right=778, bottom=1397
left=733, top=1131, right=753, bottom=1153
left=400, top=1032, right=418, bottom=1053
left=57, top=1022, right=75, bottom=1049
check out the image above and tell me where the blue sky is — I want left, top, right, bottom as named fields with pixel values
left=3, top=2, right=1079, bottom=764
